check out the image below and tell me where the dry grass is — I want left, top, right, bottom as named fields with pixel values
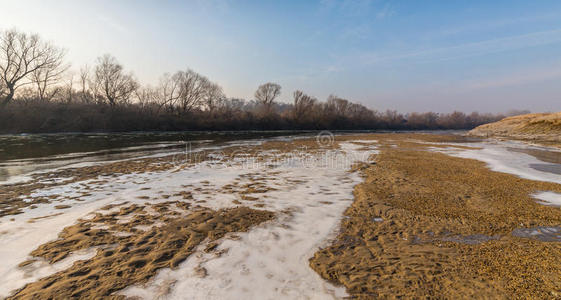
left=470, top=112, right=561, bottom=147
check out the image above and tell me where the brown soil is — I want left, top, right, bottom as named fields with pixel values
left=9, top=203, right=274, bottom=299
left=310, top=134, right=561, bottom=299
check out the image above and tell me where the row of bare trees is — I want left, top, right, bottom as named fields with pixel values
left=149, top=69, right=225, bottom=113
left=1, top=28, right=511, bottom=133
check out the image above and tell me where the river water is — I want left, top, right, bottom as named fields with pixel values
left=0, top=131, right=318, bottom=185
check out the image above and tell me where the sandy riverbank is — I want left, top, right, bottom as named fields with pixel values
left=311, top=134, right=561, bottom=299
left=2, top=135, right=376, bottom=299
left=1, top=133, right=561, bottom=298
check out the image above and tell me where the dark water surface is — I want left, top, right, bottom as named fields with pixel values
left=508, top=147, right=561, bottom=164
left=0, top=130, right=469, bottom=184
left=0, top=131, right=317, bottom=183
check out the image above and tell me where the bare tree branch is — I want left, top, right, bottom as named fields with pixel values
left=154, top=73, right=181, bottom=113
left=255, top=82, right=281, bottom=114
left=173, top=69, right=212, bottom=114
left=31, top=51, right=69, bottom=102
left=0, top=29, right=66, bottom=106
left=203, top=82, right=224, bottom=113
left=292, top=90, right=316, bottom=120
left=93, top=54, right=138, bottom=106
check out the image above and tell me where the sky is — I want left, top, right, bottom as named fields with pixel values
left=1, top=0, right=561, bottom=113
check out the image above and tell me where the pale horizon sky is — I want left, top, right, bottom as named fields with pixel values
left=1, top=0, right=561, bottom=113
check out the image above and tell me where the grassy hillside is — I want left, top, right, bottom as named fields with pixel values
left=469, top=112, right=561, bottom=145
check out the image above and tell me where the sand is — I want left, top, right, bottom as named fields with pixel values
left=2, top=132, right=561, bottom=299
left=310, top=134, right=561, bottom=299
left=1, top=135, right=376, bottom=298
left=9, top=205, right=274, bottom=299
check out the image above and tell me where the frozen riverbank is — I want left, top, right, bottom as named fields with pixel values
left=0, top=135, right=377, bottom=299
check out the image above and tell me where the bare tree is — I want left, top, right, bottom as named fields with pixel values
left=154, top=73, right=181, bottom=113
left=155, top=70, right=225, bottom=114
left=64, top=72, right=74, bottom=103
left=93, top=54, right=138, bottom=106
left=327, top=95, right=351, bottom=117
left=174, top=69, right=210, bottom=114
left=87, top=67, right=103, bottom=104
left=203, top=82, right=224, bottom=113
left=382, top=109, right=404, bottom=127
left=79, top=65, right=89, bottom=94
left=292, top=90, right=316, bottom=120
left=0, top=29, right=67, bottom=106
left=78, top=65, right=92, bottom=103
left=255, top=82, right=281, bottom=113
left=135, top=86, right=159, bottom=113
left=347, top=102, right=372, bottom=120
left=218, top=97, right=246, bottom=115
left=0, top=78, right=6, bottom=101
left=31, top=54, right=69, bottom=102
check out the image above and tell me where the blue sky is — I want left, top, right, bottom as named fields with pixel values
left=2, top=0, right=561, bottom=113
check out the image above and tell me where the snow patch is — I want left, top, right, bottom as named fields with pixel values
left=533, top=191, right=561, bottom=207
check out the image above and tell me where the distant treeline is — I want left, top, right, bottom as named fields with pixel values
left=0, top=29, right=521, bottom=134
left=0, top=100, right=519, bottom=134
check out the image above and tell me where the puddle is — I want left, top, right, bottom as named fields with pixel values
left=441, top=234, right=501, bottom=245
left=508, top=147, right=561, bottom=164
left=511, top=226, right=561, bottom=242
left=529, top=163, right=561, bottom=175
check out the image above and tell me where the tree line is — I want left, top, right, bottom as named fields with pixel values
left=0, top=29, right=516, bottom=133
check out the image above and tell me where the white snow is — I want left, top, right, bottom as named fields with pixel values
left=0, top=139, right=378, bottom=299
left=121, top=142, right=377, bottom=299
left=15, top=248, right=98, bottom=287
left=430, top=141, right=561, bottom=185
left=430, top=140, right=561, bottom=210
left=533, top=191, right=561, bottom=207
left=0, top=196, right=115, bottom=297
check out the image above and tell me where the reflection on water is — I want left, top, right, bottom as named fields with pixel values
left=512, top=226, right=561, bottom=242
left=0, top=132, right=306, bottom=161
left=0, top=131, right=315, bottom=184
